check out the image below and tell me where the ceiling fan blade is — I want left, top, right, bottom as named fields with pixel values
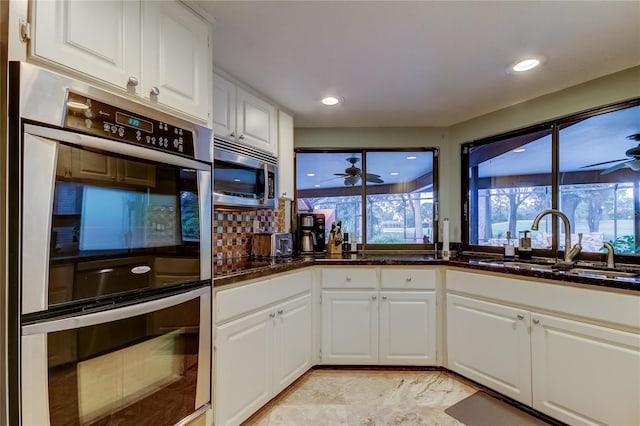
left=581, top=159, right=626, bottom=169
left=366, top=176, right=384, bottom=183
left=333, top=173, right=348, bottom=176
left=365, top=173, right=381, bottom=179
left=628, top=158, right=640, bottom=171
left=601, top=160, right=632, bottom=175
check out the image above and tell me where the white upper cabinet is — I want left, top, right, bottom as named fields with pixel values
left=277, top=110, right=294, bottom=198
left=236, top=87, right=277, bottom=155
left=142, top=1, right=210, bottom=121
left=212, top=73, right=237, bottom=139
left=213, top=72, right=278, bottom=156
left=32, top=0, right=140, bottom=89
left=30, top=0, right=211, bottom=122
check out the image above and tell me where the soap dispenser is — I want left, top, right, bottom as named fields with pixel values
left=519, top=230, right=532, bottom=260
left=504, top=231, right=515, bottom=260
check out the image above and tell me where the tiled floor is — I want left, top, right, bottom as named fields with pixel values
left=242, top=369, right=481, bottom=426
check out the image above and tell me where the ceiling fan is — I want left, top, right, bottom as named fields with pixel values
left=333, top=157, right=384, bottom=186
left=581, top=133, right=640, bottom=175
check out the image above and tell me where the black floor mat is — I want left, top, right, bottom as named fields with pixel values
left=445, top=392, right=550, bottom=426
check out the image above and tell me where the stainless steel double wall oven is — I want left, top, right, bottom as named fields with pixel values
left=7, top=62, right=212, bottom=426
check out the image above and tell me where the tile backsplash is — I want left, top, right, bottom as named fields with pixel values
left=213, top=208, right=279, bottom=259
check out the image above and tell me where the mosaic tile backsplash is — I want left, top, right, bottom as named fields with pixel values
left=213, top=208, right=280, bottom=260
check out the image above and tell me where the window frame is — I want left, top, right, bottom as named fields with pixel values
left=461, top=98, right=640, bottom=263
left=295, top=147, right=440, bottom=251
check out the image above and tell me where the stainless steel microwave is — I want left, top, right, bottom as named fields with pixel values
left=213, top=138, right=278, bottom=209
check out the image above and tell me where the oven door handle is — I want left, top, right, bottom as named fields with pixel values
left=262, top=163, right=269, bottom=205
left=22, top=286, right=209, bottom=336
left=23, top=124, right=211, bottom=171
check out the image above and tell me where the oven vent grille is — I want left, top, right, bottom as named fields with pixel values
left=214, top=137, right=277, bottom=166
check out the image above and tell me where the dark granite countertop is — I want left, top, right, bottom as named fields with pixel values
left=213, top=252, right=640, bottom=292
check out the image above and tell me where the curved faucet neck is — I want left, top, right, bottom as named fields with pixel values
left=531, top=208, right=574, bottom=264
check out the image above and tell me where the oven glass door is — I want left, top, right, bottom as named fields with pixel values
left=22, top=130, right=211, bottom=313
left=21, top=287, right=211, bottom=426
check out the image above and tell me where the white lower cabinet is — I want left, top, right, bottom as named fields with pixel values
left=531, top=313, right=640, bottom=426
left=215, top=292, right=312, bottom=426
left=447, top=273, right=640, bottom=426
left=447, top=294, right=532, bottom=404
left=321, top=291, right=379, bottom=364
left=321, top=290, right=436, bottom=365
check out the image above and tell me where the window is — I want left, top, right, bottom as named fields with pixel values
left=463, top=100, right=640, bottom=260
left=296, top=149, right=438, bottom=247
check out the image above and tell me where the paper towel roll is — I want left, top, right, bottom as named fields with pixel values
left=442, top=218, right=450, bottom=260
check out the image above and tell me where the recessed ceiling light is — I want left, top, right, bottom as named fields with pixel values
left=406, top=156, right=417, bottom=160
left=307, top=173, right=315, bottom=177
left=233, top=178, right=241, bottom=182
left=512, top=148, right=526, bottom=153
left=510, top=57, right=543, bottom=73
left=321, top=96, right=342, bottom=106
left=314, top=184, right=321, bottom=187
left=390, top=172, right=399, bottom=176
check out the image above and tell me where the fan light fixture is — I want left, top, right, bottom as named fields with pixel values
left=321, top=96, right=342, bottom=106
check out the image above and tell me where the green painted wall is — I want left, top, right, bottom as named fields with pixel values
left=295, top=66, right=640, bottom=243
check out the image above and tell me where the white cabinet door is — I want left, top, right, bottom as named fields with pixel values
left=277, top=110, right=294, bottom=198
left=273, top=294, right=312, bottom=394
left=447, top=294, right=532, bottom=404
left=32, top=0, right=140, bottom=91
left=213, top=73, right=237, bottom=139
left=531, top=313, right=640, bottom=426
left=142, top=1, right=210, bottom=121
left=321, top=291, right=378, bottom=364
left=379, top=291, right=436, bottom=365
left=214, top=307, right=274, bottom=426
left=236, top=87, right=277, bottom=155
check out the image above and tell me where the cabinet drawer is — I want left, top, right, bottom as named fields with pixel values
left=321, top=268, right=377, bottom=289
left=215, top=269, right=312, bottom=323
left=381, top=268, right=436, bottom=290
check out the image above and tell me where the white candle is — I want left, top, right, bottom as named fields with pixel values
left=442, top=218, right=450, bottom=260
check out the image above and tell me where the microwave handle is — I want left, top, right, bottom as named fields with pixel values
left=263, top=163, right=269, bottom=205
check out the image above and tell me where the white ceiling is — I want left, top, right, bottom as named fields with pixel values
left=197, top=1, right=640, bottom=128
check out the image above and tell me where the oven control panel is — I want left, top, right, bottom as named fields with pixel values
left=63, top=92, right=195, bottom=158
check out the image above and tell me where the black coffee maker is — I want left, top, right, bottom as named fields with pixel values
left=297, top=213, right=326, bottom=253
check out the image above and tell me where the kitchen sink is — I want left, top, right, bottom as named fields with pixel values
left=566, top=267, right=639, bottom=279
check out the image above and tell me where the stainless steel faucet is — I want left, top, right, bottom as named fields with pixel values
left=602, top=242, right=615, bottom=269
left=531, top=208, right=582, bottom=266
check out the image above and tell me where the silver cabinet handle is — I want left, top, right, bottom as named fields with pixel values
left=346, top=276, right=351, bottom=282
left=150, top=86, right=160, bottom=96
left=277, top=309, right=284, bottom=315
left=406, top=277, right=412, bottom=282
left=372, top=295, right=377, bottom=300
left=382, top=296, right=387, bottom=300
left=517, top=314, right=525, bottom=320
left=532, top=318, right=540, bottom=325
left=238, top=134, right=245, bottom=140
left=269, top=312, right=276, bottom=318
left=127, top=76, right=139, bottom=87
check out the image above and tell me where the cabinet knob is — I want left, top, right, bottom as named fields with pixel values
left=238, top=134, right=245, bottom=140
left=277, top=309, right=284, bottom=315
left=382, top=296, right=388, bottom=300
left=269, top=312, right=276, bottom=318
left=346, top=276, right=351, bottom=282
left=127, top=76, right=139, bottom=87
left=406, top=277, right=412, bottom=282
left=517, top=314, right=525, bottom=320
left=372, top=295, right=377, bottom=300
left=532, top=318, right=540, bottom=325
left=150, top=86, right=160, bottom=96
left=229, top=132, right=235, bottom=138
